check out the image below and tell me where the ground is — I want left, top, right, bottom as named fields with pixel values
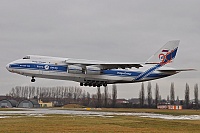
left=0, top=108, right=200, bottom=133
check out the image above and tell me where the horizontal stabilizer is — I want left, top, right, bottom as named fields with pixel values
left=158, top=69, right=196, bottom=73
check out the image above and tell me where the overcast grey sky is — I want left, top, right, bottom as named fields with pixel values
left=1, top=0, right=200, bottom=99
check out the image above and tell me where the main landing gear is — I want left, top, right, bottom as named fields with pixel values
left=31, top=77, right=35, bottom=82
left=80, top=81, right=107, bottom=87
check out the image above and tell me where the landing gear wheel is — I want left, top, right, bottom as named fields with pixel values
left=97, top=84, right=101, bottom=87
left=93, top=84, right=97, bottom=87
left=80, top=82, right=83, bottom=86
left=103, top=83, right=107, bottom=87
left=89, top=83, right=92, bottom=87
left=31, top=77, right=35, bottom=82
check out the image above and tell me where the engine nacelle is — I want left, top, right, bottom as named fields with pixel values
left=68, top=65, right=83, bottom=74
left=85, top=66, right=101, bottom=75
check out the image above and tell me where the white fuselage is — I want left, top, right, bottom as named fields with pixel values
left=6, top=55, right=177, bottom=87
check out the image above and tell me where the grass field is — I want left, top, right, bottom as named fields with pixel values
left=0, top=107, right=200, bottom=133
left=0, top=114, right=200, bottom=133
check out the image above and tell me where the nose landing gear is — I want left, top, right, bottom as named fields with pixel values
left=31, top=77, right=35, bottom=82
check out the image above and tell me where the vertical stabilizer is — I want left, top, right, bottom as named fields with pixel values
left=146, top=40, right=180, bottom=64
left=135, top=40, right=180, bottom=81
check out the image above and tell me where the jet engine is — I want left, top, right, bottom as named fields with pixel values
left=85, top=66, right=101, bottom=75
left=68, top=65, right=83, bottom=74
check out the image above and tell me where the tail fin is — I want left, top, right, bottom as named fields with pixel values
left=146, top=40, right=180, bottom=65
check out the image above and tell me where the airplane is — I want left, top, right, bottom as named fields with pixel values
left=6, top=40, right=193, bottom=87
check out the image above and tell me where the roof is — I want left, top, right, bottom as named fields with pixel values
left=0, top=99, right=18, bottom=106
left=8, top=100, right=18, bottom=106
left=30, top=100, right=40, bottom=105
left=20, top=99, right=40, bottom=105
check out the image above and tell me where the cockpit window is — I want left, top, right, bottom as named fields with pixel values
left=23, top=56, right=30, bottom=59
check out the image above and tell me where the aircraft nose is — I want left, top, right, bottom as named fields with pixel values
left=6, top=63, right=11, bottom=71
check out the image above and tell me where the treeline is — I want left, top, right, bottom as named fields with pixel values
left=6, top=82, right=199, bottom=109
left=7, top=85, right=118, bottom=108
left=8, top=86, right=89, bottom=106
left=139, top=82, right=199, bottom=109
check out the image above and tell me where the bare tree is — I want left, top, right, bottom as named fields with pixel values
left=74, top=87, right=82, bottom=101
left=97, top=87, right=101, bottom=108
left=155, top=83, right=159, bottom=106
left=81, top=90, right=86, bottom=105
left=159, top=95, right=162, bottom=102
left=147, top=82, right=152, bottom=107
left=15, top=86, right=20, bottom=98
left=170, top=82, right=175, bottom=105
left=194, top=84, right=198, bottom=109
left=185, top=83, right=190, bottom=109
left=176, top=96, right=179, bottom=105
left=112, top=84, right=117, bottom=108
left=68, top=87, right=73, bottom=100
left=82, top=90, right=86, bottom=99
left=87, top=92, right=90, bottom=106
left=9, top=87, right=15, bottom=97
left=104, top=86, right=108, bottom=107
left=139, top=82, right=145, bottom=107
left=167, top=95, right=169, bottom=103
left=36, top=87, right=40, bottom=99
left=24, top=86, right=28, bottom=98
left=31, top=86, right=35, bottom=98
left=28, top=86, right=32, bottom=99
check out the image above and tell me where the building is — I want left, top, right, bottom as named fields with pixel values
left=17, top=100, right=40, bottom=108
left=157, top=105, right=182, bottom=110
left=38, top=100, right=53, bottom=107
left=168, top=105, right=182, bottom=110
left=0, top=99, right=18, bottom=108
left=128, top=98, right=140, bottom=104
left=116, top=99, right=129, bottom=104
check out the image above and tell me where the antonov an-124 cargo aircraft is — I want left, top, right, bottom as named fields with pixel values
left=6, top=40, right=193, bottom=87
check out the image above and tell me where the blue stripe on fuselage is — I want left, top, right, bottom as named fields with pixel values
left=103, top=69, right=141, bottom=77
left=134, top=64, right=162, bottom=81
left=9, top=63, right=170, bottom=79
left=102, top=69, right=170, bottom=79
left=10, top=63, right=67, bottom=72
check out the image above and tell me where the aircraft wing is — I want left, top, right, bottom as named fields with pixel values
left=65, top=59, right=142, bottom=69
